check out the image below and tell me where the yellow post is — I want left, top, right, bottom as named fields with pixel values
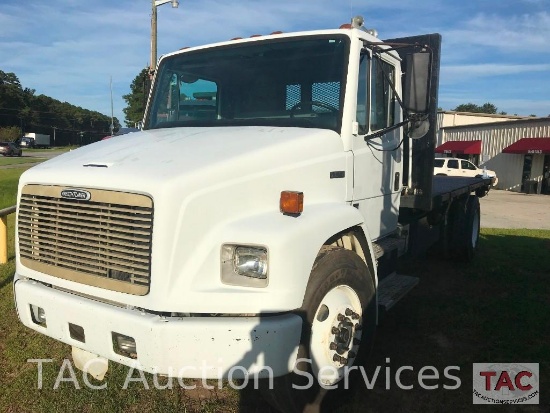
left=0, top=215, right=7, bottom=264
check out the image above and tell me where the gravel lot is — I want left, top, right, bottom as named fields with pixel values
left=480, top=189, right=550, bottom=229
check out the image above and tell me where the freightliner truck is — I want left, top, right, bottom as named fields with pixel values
left=14, top=16, right=492, bottom=412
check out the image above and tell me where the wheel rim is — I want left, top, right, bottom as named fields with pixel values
left=310, top=285, right=363, bottom=386
left=471, top=209, right=480, bottom=248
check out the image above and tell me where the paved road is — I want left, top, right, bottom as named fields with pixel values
left=480, top=189, right=550, bottom=229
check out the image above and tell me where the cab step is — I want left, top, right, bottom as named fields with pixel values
left=372, top=235, right=407, bottom=260
left=377, top=272, right=419, bottom=313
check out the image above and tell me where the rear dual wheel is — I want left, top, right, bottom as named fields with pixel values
left=449, top=195, right=480, bottom=261
left=261, top=246, right=376, bottom=413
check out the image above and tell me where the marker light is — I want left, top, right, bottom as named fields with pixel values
left=280, top=191, right=304, bottom=216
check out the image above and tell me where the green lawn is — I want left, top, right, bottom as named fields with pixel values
left=1, top=213, right=548, bottom=411
left=0, top=167, right=28, bottom=209
left=0, top=157, right=44, bottom=167
left=22, top=146, right=79, bottom=152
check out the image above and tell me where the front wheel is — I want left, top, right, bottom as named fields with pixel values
left=260, top=246, right=376, bottom=412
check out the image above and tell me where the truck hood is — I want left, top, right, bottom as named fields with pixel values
left=23, top=126, right=343, bottom=191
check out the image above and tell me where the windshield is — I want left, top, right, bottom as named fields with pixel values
left=145, top=35, right=349, bottom=132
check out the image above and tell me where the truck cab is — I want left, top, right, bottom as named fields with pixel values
left=19, top=137, right=34, bottom=148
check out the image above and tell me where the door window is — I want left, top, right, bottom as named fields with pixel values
left=447, top=159, right=459, bottom=169
left=370, top=57, right=395, bottom=131
left=356, top=55, right=368, bottom=134
left=461, top=160, right=478, bottom=171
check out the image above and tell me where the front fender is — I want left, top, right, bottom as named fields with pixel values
left=165, top=202, right=374, bottom=313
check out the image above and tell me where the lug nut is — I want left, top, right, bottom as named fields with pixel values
left=351, top=312, right=360, bottom=320
left=329, top=342, right=338, bottom=350
left=337, top=313, right=345, bottom=321
left=355, top=324, right=362, bottom=331
left=333, top=354, right=349, bottom=365
left=348, top=351, right=356, bottom=358
left=345, top=308, right=353, bottom=316
left=331, top=327, right=339, bottom=334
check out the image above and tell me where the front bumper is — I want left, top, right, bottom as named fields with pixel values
left=14, top=278, right=302, bottom=378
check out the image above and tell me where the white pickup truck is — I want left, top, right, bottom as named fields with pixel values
left=14, top=16, right=491, bottom=412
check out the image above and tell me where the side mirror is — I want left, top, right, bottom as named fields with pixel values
left=404, top=51, right=431, bottom=114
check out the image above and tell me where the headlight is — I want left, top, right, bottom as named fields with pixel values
left=221, top=244, right=268, bottom=287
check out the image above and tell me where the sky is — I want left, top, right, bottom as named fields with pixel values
left=1, top=0, right=549, bottom=126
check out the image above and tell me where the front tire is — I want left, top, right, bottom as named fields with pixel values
left=260, top=246, right=376, bottom=412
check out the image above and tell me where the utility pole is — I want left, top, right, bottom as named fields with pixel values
left=110, top=76, right=115, bottom=137
left=150, top=0, right=179, bottom=77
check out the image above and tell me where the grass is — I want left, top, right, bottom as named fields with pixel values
left=21, top=146, right=79, bottom=152
left=1, top=221, right=549, bottom=411
left=0, top=157, right=44, bottom=167
left=0, top=167, right=29, bottom=209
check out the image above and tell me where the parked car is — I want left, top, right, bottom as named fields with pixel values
left=434, top=157, right=498, bottom=186
left=0, top=142, right=22, bottom=157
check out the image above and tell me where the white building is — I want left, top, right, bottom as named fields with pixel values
left=435, top=112, right=550, bottom=194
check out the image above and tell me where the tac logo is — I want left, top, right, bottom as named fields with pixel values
left=473, top=363, right=539, bottom=404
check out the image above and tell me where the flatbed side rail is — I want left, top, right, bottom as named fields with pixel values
left=431, top=176, right=492, bottom=209
left=0, top=205, right=16, bottom=264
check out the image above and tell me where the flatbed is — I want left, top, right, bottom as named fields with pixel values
left=432, top=175, right=492, bottom=206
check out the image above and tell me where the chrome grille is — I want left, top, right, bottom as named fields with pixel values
left=18, top=185, right=153, bottom=295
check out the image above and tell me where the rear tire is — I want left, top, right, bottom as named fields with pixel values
left=260, top=246, right=376, bottom=413
left=449, top=195, right=480, bottom=261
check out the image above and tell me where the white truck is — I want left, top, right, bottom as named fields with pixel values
left=21, top=133, right=51, bottom=148
left=14, top=17, right=491, bottom=412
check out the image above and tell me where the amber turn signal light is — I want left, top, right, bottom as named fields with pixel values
left=280, top=191, right=303, bottom=216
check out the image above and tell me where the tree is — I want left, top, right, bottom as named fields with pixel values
left=0, top=69, right=118, bottom=145
left=0, top=71, right=25, bottom=126
left=0, top=126, right=22, bottom=142
left=123, top=68, right=150, bottom=127
left=452, top=102, right=498, bottom=114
